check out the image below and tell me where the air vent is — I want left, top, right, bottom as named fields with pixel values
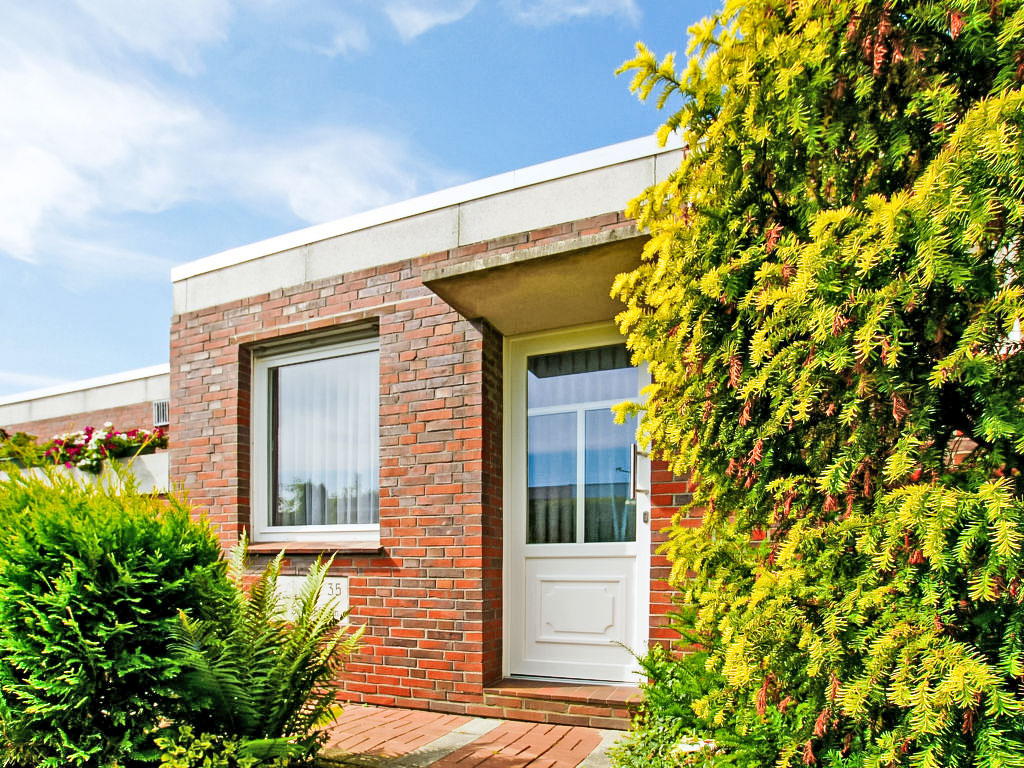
left=153, top=399, right=170, bottom=428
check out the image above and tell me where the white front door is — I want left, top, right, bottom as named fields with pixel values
left=505, top=325, right=650, bottom=683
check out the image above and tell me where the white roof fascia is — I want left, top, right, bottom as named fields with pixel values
left=171, top=134, right=683, bottom=283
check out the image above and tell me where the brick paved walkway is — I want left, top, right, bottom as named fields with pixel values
left=319, top=705, right=619, bottom=768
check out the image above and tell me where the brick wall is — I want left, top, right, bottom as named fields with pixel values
left=3, top=402, right=162, bottom=443
left=648, top=462, right=696, bottom=647
left=170, top=211, right=679, bottom=722
left=479, top=320, right=504, bottom=687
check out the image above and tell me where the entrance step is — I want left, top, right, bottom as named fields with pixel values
left=480, top=680, right=641, bottom=730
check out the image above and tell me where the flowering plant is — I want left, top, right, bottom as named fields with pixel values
left=45, top=422, right=167, bottom=473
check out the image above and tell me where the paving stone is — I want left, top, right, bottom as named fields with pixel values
left=319, top=706, right=613, bottom=768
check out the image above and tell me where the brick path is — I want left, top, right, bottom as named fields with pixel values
left=319, top=705, right=618, bottom=768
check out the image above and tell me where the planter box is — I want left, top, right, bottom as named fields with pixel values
left=0, top=452, right=169, bottom=494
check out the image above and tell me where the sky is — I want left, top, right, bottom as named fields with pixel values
left=0, top=0, right=720, bottom=398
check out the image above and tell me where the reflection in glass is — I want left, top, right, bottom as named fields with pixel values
left=584, top=409, right=635, bottom=542
left=271, top=350, right=379, bottom=527
left=527, top=412, right=576, bottom=543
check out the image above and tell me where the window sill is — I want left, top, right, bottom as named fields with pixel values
left=246, top=540, right=383, bottom=555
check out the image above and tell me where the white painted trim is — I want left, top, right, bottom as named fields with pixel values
left=0, top=364, right=169, bottom=407
left=502, top=322, right=651, bottom=682
left=171, top=135, right=683, bottom=283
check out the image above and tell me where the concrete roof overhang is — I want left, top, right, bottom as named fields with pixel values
left=422, top=228, right=646, bottom=336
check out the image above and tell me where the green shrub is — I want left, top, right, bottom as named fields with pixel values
left=154, top=727, right=291, bottom=768
left=0, top=467, right=228, bottom=767
left=612, top=637, right=825, bottom=768
left=614, top=0, right=1024, bottom=764
left=611, top=645, right=723, bottom=768
left=167, top=542, right=362, bottom=766
left=0, top=430, right=43, bottom=467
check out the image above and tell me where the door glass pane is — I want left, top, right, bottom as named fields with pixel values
left=527, top=411, right=576, bottom=543
left=584, top=408, right=636, bottom=542
left=526, top=343, right=637, bottom=545
left=528, top=345, right=635, bottom=407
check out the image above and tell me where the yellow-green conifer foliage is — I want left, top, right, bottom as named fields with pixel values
left=616, top=1, right=1024, bottom=765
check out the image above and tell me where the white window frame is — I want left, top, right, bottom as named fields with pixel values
left=251, top=337, right=380, bottom=543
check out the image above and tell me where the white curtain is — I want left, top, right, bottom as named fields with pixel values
left=272, top=349, right=379, bottom=527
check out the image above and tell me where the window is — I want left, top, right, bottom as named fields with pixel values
left=526, top=343, right=638, bottom=544
left=251, top=336, right=379, bottom=541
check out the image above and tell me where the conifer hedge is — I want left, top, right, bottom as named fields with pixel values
left=615, top=1, right=1024, bottom=765
left=0, top=470, right=227, bottom=767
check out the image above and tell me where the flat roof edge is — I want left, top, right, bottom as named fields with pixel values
left=171, top=134, right=683, bottom=283
left=0, top=364, right=170, bottom=407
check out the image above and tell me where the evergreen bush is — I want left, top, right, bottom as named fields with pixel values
left=0, top=430, right=43, bottom=467
left=615, top=0, right=1024, bottom=765
left=0, top=468, right=227, bottom=767
left=154, top=727, right=290, bottom=768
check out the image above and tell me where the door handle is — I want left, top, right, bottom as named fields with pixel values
left=630, top=443, right=650, bottom=499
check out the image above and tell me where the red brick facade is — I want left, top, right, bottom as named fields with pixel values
left=648, top=462, right=697, bottom=647
left=164, top=213, right=681, bottom=726
left=3, top=402, right=159, bottom=443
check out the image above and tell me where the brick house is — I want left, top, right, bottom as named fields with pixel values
left=1, top=137, right=698, bottom=728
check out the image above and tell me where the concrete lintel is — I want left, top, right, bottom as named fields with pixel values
left=423, top=229, right=647, bottom=336
left=171, top=138, right=683, bottom=316
left=423, top=228, right=642, bottom=284
left=0, top=364, right=170, bottom=407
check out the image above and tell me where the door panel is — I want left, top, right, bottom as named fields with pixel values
left=539, top=580, right=618, bottom=641
left=514, top=551, right=638, bottom=680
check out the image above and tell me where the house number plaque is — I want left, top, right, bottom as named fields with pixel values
left=276, top=575, right=349, bottom=621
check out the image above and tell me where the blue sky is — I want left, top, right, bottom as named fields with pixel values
left=0, top=0, right=719, bottom=397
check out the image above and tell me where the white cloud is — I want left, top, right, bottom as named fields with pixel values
left=0, top=146, right=87, bottom=260
left=47, top=236, right=180, bottom=287
left=233, top=129, right=464, bottom=225
left=0, top=4, right=463, bottom=280
left=71, top=0, right=233, bottom=74
left=0, top=50, right=208, bottom=260
left=320, top=19, right=372, bottom=56
left=383, top=0, right=478, bottom=41
left=503, top=0, right=639, bottom=25
left=0, top=0, right=635, bottom=281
